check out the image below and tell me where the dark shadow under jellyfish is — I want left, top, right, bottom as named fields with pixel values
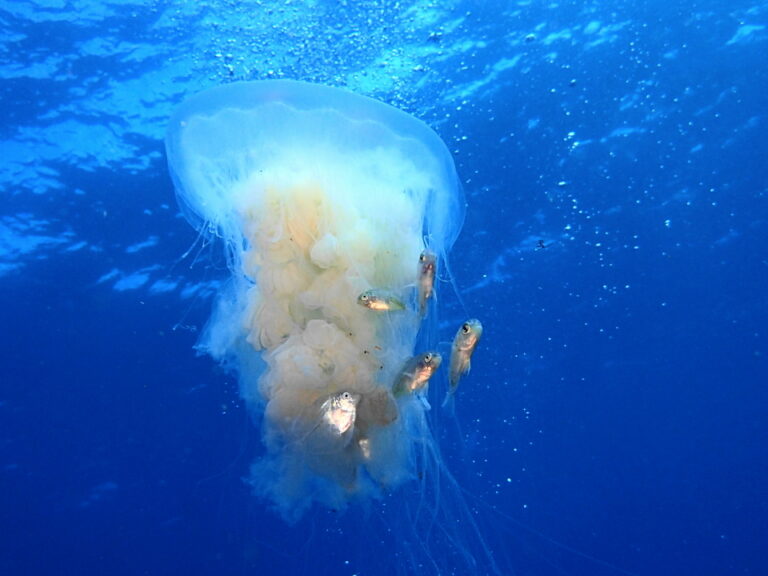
left=165, top=80, right=500, bottom=574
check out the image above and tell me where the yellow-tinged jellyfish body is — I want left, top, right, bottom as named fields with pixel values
left=165, top=80, right=464, bottom=521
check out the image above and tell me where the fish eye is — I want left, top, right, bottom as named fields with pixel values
left=424, top=353, right=432, bottom=362
left=360, top=293, right=368, bottom=301
left=462, top=323, right=471, bottom=333
left=342, top=392, right=351, bottom=399
left=419, top=253, right=426, bottom=261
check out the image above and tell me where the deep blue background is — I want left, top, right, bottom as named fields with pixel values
left=2, top=1, right=767, bottom=575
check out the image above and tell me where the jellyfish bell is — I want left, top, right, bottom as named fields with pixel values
left=165, top=80, right=497, bottom=573
left=165, top=80, right=464, bottom=254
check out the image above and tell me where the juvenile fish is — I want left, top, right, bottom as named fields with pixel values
left=393, top=351, right=442, bottom=397
left=417, top=249, right=437, bottom=318
left=443, top=319, right=483, bottom=406
left=320, top=390, right=361, bottom=435
left=357, top=289, right=406, bottom=311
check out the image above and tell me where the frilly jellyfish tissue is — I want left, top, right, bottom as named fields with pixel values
left=166, top=80, right=493, bottom=571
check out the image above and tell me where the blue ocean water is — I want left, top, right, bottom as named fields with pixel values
left=1, top=1, right=766, bottom=575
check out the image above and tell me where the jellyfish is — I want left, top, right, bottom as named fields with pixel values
left=166, top=80, right=498, bottom=574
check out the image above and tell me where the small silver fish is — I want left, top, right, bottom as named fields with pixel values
left=393, top=351, right=442, bottom=397
left=357, top=289, right=406, bottom=311
left=417, top=249, right=437, bottom=318
left=320, top=391, right=361, bottom=435
left=444, top=319, right=483, bottom=406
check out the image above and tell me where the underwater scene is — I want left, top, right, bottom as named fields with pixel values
left=1, top=1, right=766, bottom=575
